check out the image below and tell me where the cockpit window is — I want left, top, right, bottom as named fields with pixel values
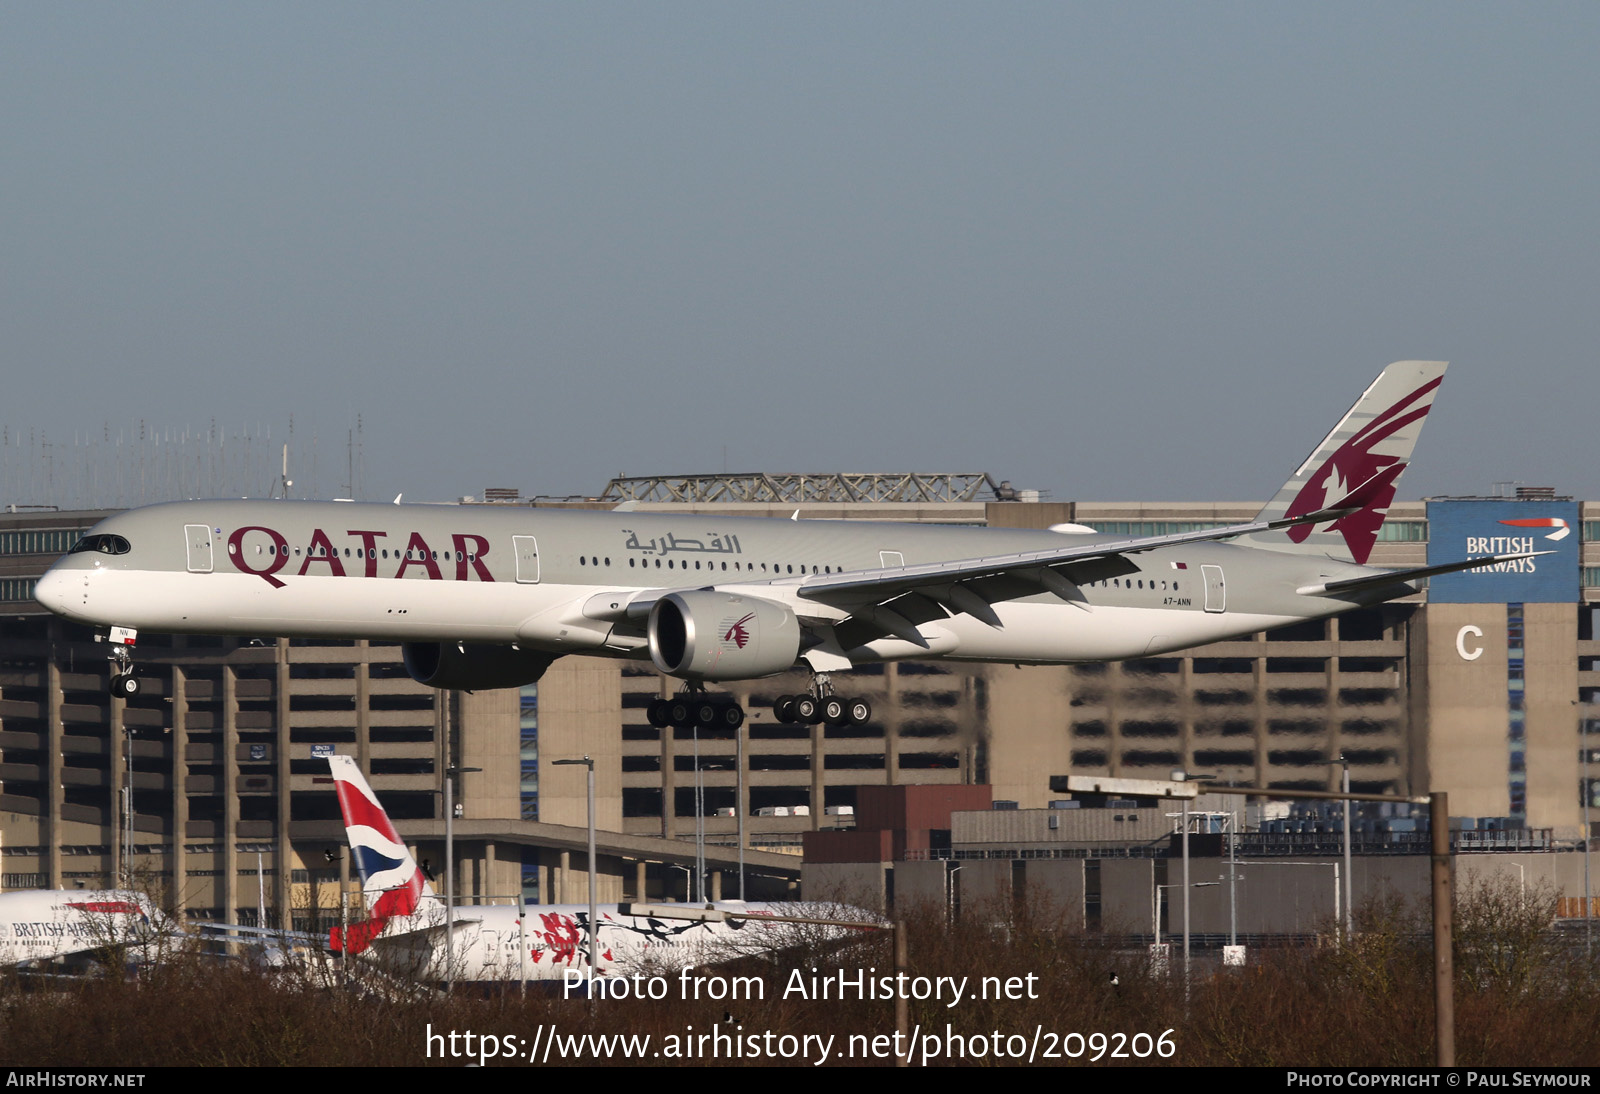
left=69, top=534, right=131, bottom=556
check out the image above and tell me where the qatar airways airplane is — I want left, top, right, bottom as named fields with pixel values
left=34, top=361, right=1536, bottom=727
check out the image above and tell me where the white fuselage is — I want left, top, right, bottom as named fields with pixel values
left=34, top=500, right=1372, bottom=670
left=0, top=890, right=167, bottom=966
left=371, top=900, right=855, bottom=983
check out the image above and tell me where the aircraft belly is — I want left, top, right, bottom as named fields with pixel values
left=78, top=569, right=558, bottom=641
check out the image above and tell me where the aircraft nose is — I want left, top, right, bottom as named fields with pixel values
left=33, top=566, right=81, bottom=618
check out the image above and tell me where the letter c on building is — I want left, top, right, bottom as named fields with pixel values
left=1456, top=625, right=1484, bottom=661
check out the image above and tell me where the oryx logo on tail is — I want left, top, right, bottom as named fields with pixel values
left=1248, top=363, right=1446, bottom=565
left=1282, top=375, right=1441, bottom=563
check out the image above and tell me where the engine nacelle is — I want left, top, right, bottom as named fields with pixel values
left=402, top=642, right=559, bottom=691
left=647, top=591, right=801, bottom=681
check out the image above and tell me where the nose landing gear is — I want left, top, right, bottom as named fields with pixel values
left=98, top=626, right=141, bottom=698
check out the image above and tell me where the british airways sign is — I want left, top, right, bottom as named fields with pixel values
left=1425, top=500, right=1579, bottom=603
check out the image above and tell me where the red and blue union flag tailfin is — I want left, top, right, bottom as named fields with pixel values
left=326, top=754, right=437, bottom=953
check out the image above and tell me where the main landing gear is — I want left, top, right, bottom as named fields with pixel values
left=647, top=689, right=746, bottom=731
left=772, top=673, right=872, bottom=728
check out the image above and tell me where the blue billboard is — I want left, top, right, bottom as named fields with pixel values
left=1424, top=500, right=1579, bottom=603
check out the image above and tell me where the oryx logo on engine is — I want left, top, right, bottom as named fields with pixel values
left=722, top=613, right=755, bottom=649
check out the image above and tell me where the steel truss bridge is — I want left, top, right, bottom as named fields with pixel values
left=598, top=472, right=1012, bottom=505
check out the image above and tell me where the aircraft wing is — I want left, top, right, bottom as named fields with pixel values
left=592, top=471, right=1392, bottom=646
left=793, top=498, right=1372, bottom=647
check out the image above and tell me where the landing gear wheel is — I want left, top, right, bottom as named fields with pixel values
left=647, top=699, right=671, bottom=728
left=794, top=695, right=821, bottom=724
left=112, top=673, right=140, bottom=699
left=773, top=695, right=797, bottom=724
left=720, top=703, right=746, bottom=730
left=669, top=699, right=694, bottom=729
left=822, top=696, right=847, bottom=726
left=695, top=700, right=720, bottom=728
left=845, top=697, right=872, bottom=726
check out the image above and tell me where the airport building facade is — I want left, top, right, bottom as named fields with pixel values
left=1, top=478, right=1596, bottom=923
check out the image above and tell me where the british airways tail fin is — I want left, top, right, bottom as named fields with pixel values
left=327, top=754, right=437, bottom=953
left=1247, top=361, right=1446, bottom=565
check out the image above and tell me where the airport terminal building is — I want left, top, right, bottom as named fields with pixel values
left=1, top=473, right=1596, bottom=923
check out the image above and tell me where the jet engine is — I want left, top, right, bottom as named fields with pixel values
left=647, top=591, right=801, bottom=681
left=401, top=642, right=559, bottom=691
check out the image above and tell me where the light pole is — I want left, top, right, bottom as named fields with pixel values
left=1227, top=805, right=1239, bottom=951
left=692, top=725, right=705, bottom=903
left=1574, top=698, right=1592, bottom=958
left=1171, top=769, right=1218, bottom=986
left=1583, top=718, right=1594, bottom=957
left=737, top=717, right=746, bottom=901
left=1330, top=755, right=1353, bottom=938
left=552, top=757, right=598, bottom=987
left=444, top=763, right=481, bottom=993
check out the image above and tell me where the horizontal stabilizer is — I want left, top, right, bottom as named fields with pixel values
left=1296, top=552, right=1554, bottom=598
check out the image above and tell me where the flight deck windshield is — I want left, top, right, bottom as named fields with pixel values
left=70, top=534, right=131, bottom=555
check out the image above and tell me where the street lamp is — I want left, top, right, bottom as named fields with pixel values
left=1170, top=769, right=1219, bottom=985
left=444, top=763, right=482, bottom=993
left=1330, top=755, right=1354, bottom=939
left=552, top=757, right=597, bottom=987
left=1573, top=698, right=1592, bottom=958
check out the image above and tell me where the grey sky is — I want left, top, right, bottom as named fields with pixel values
left=3, top=3, right=1597, bottom=507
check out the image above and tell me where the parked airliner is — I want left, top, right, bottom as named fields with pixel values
left=0, top=888, right=169, bottom=969
left=34, top=362, right=1536, bottom=726
left=325, top=754, right=847, bottom=981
